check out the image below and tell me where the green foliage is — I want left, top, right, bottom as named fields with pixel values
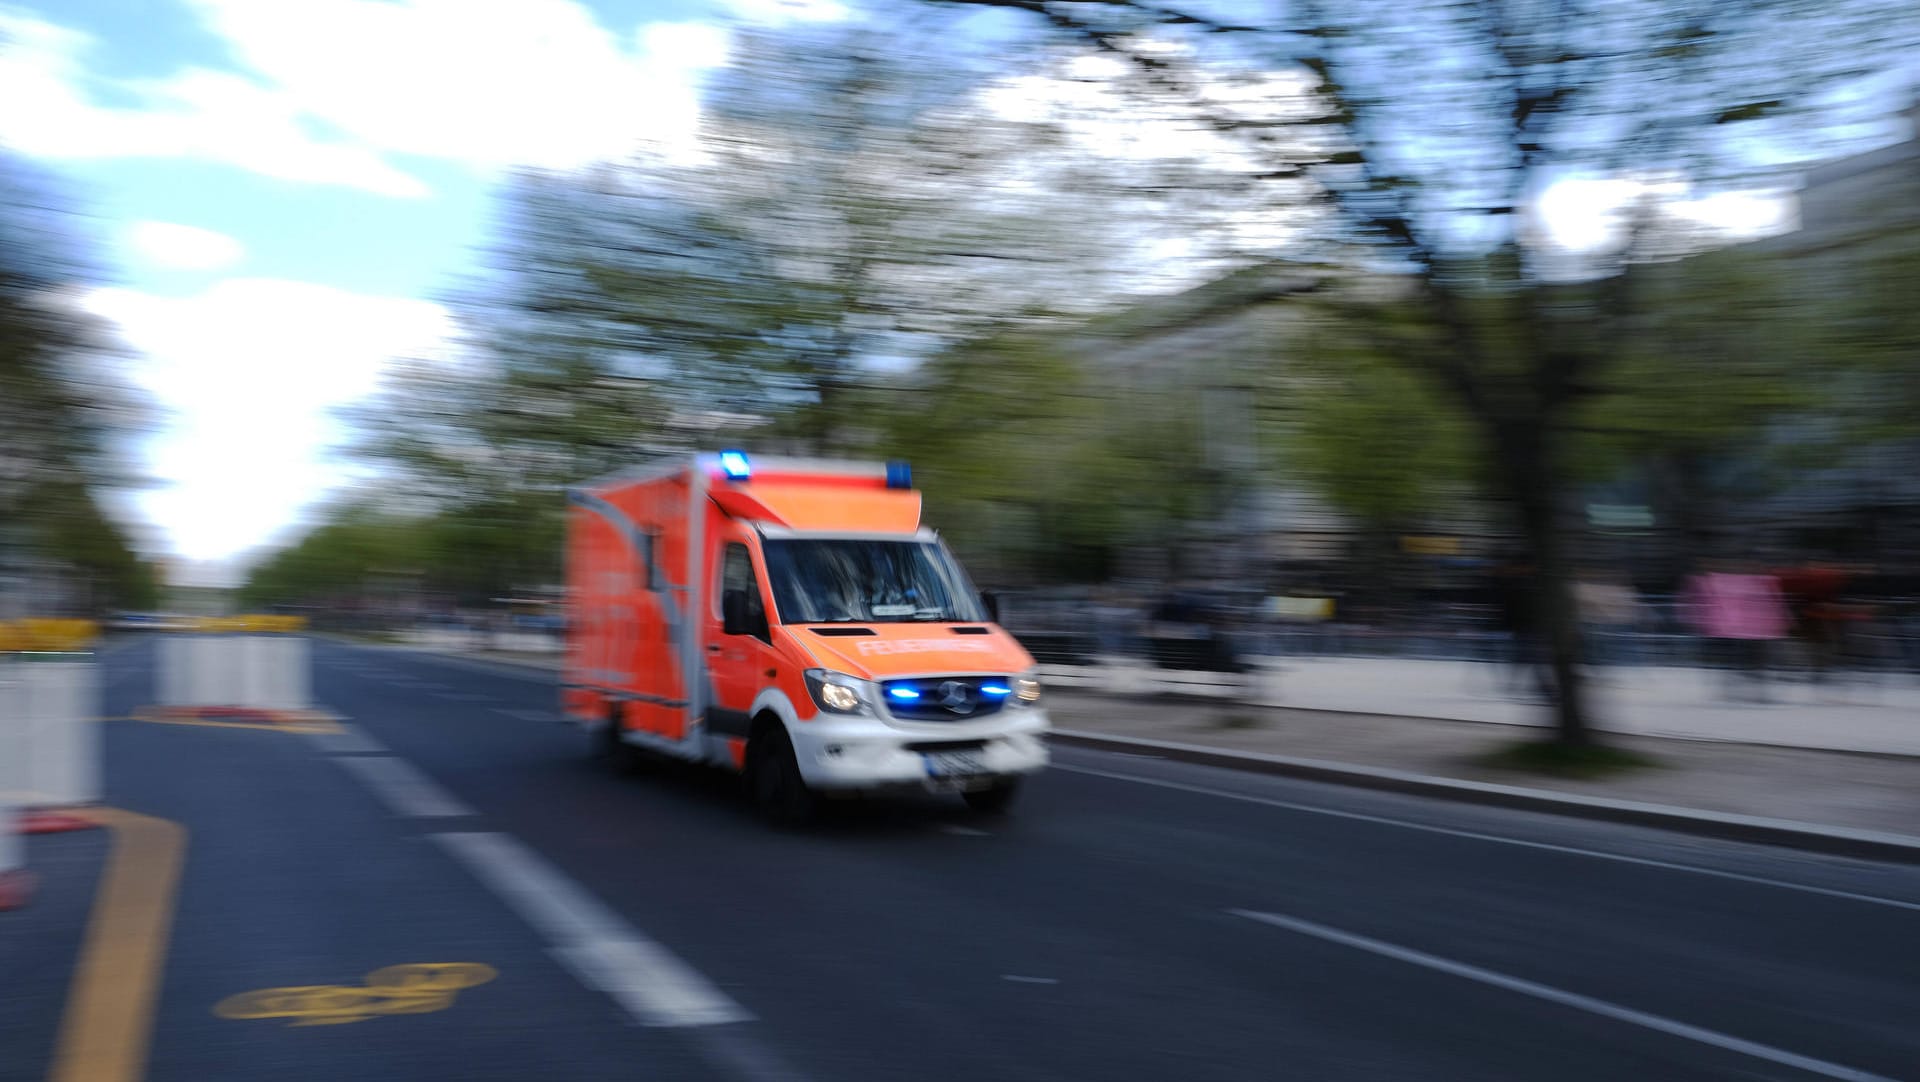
left=1283, top=316, right=1477, bottom=530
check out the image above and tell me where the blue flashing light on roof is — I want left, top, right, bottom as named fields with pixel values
left=888, top=686, right=921, bottom=700
left=885, top=460, right=912, bottom=490
left=718, top=450, right=752, bottom=480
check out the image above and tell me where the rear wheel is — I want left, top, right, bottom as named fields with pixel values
left=963, top=778, right=1021, bottom=815
left=747, top=726, right=814, bottom=825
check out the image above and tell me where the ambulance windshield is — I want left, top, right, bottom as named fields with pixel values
left=761, top=539, right=988, bottom=624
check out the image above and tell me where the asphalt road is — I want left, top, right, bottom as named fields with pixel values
left=10, top=636, right=1920, bottom=1081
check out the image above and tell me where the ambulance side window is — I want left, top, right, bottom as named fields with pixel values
left=721, top=543, right=768, bottom=642
left=641, top=528, right=660, bottom=589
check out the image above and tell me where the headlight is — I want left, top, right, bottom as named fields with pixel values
left=1014, top=673, right=1042, bottom=705
left=804, top=669, right=872, bottom=715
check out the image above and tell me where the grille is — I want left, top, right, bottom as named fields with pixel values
left=880, top=676, right=1009, bottom=721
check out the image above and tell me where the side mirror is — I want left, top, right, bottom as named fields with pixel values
left=722, top=590, right=753, bottom=637
left=980, top=591, right=1001, bottom=624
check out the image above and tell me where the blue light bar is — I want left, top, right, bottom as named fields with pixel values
left=718, top=450, right=751, bottom=480
left=980, top=684, right=1012, bottom=697
left=888, top=686, right=921, bottom=700
left=885, top=460, right=912, bottom=490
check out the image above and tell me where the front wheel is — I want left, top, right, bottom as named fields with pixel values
left=601, top=711, right=644, bottom=776
left=963, top=778, right=1022, bottom=815
left=747, top=727, right=814, bottom=825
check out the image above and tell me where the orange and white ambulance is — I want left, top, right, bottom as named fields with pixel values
left=563, top=452, right=1047, bottom=819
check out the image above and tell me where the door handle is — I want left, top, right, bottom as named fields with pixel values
left=706, top=644, right=721, bottom=653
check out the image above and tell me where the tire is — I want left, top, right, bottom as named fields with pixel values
left=963, top=778, right=1021, bottom=815
left=601, top=710, right=644, bottom=776
left=747, top=726, right=814, bottom=825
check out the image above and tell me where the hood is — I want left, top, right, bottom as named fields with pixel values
left=786, top=623, right=1035, bottom=681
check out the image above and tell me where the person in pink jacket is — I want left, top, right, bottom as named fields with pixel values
left=1683, top=559, right=1789, bottom=702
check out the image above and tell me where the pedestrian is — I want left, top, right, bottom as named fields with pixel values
left=1682, top=558, right=1789, bottom=702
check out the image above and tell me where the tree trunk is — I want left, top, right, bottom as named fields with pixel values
left=1505, top=426, right=1594, bottom=747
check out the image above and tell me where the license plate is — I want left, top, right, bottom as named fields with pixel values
left=924, top=750, right=988, bottom=778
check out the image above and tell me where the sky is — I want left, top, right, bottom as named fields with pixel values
left=0, top=0, right=1808, bottom=590
left=0, top=0, right=844, bottom=586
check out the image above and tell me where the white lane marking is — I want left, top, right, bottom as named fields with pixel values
left=1056, top=764, right=1920, bottom=913
left=497, top=708, right=560, bottom=723
left=1001, top=975, right=1059, bottom=984
left=940, top=824, right=989, bottom=837
left=335, top=756, right=475, bottom=818
left=1230, top=908, right=1894, bottom=1082
left=305, top=725, right=389, bottom=755
left=433, top=832, right=750, bottom=1028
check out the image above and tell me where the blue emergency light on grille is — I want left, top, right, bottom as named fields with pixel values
left=718, top=450, right=752, bottom=480
left=880, top=677, right=1007, bottom=720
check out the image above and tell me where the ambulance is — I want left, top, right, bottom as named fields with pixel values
left=563, top=451, right=1048, bottom=820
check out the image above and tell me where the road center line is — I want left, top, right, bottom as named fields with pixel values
left=50, top=809, right=188, bottom=1082
left=1230, top=908, right=1894, bottom=1082
left=1056, top=763, right=1920, bottom=913
left=431, top=832, right=750, bottom=1028
left=335, top=756, right=475, bottom=818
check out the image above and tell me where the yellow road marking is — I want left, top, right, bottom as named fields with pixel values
left=126, top=711, right=341, bottom=735
left=215, top=963, right=497, bottom=1026
left=49, top=808, right=188, bottom=1082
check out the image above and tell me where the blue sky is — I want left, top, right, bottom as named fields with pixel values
left=0, top=0, right=842, bottom=583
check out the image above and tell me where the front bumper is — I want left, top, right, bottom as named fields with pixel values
left=786, top=709, right=1050, bottom=792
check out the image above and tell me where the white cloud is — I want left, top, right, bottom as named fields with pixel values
left=126, top=221, right=246, bottom=271
left=1537, top=176, right=1792, bottom=251
left=81, top=280, right=453, bottom=563
left=0, top=2, right=743, bottom=193
left=185, top=0, right=734, bottom=172
left=715, top=0, right=853, bottom=23
left=0, top=10, right=429, bottom=197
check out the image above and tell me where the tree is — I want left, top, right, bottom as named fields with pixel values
left=925, top=0, right=1919, bottom=748
left=0, top=151, right=154, bottom=613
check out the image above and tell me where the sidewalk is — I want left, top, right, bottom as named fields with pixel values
left=1083, top=655, right=1920, bottom=756
left=1049, top=689, right=1920, bottom=840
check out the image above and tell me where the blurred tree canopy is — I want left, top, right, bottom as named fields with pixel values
left=0, top=152, right=158, bottom=614
left=927, top=0, right=1920, bottom=745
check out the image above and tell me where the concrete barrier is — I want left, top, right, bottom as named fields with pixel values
left=20, top=654, right=100, bottom=807
left=1, top=661, right=26, bottom=900
left=159, top=632, right=312, bottom=712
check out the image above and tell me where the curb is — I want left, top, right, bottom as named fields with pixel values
left=1047, top=729, right=1920, bottom=865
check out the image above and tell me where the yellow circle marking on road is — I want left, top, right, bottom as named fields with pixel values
left=214, top=964, right=498, bottom=1027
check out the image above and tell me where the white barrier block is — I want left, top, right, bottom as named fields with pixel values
left=24, top=659, right=99, bottom=806
left=158, top=635, right=184, bottom=706
left=242, top=635, right=274, bottom=709
left=1, top=660, right=26, bottom=798
left=268, top=636, right=309, bottom=712
left=0, top=800, right=21, bottom=886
